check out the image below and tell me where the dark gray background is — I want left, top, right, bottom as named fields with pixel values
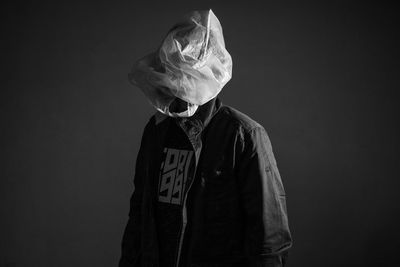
left=2, top=1, right=399, bottom=266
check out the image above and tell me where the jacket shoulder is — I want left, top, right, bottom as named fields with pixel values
left=217, top=105, right=264, bottom=132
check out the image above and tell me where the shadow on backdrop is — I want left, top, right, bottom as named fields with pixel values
left=2, top=1, right=399, bottom=266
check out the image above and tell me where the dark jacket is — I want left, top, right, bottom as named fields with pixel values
left=119, top=98, right=292, bottom=267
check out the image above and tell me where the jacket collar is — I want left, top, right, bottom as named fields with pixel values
left=154, top=97, right=222, bottom=132
left=175, top=97, right=221, bottom=133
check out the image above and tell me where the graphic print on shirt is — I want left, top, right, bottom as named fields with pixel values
left=158, top=148, right=194, bottom=205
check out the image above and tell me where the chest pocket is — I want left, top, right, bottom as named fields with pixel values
left=203, top=165, right=237, bottom=222
left=203, top=154, right=235, bottom=195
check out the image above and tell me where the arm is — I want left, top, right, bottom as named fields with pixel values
left=119, top=122, right=150, bottom=267
left=237, top=126, right=292, bottom=267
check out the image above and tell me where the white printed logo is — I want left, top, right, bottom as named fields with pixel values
left=158, top=148, right=194, bottom=205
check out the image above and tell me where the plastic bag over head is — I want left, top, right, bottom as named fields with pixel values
left=129, top=9, right=232, bottom=117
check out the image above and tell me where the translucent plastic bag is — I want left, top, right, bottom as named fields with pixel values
left=129, top=9, right=232, bottom=117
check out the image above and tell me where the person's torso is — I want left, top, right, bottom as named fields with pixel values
left=155, top=119, right=197, bottom=267
left=148, top=105, right=262, bottom=267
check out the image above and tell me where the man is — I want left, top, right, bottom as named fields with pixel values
left=119, top=9, right=292, bottom=267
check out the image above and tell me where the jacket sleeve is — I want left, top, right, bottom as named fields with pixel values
left=119, top=121, right=151, bottom=267
left=236, top=126, right=292, bottom=267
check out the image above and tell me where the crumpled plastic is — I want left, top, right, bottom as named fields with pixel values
left=128, top=9, right=232, bottom=117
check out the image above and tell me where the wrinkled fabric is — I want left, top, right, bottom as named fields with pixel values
left=128, top=9, right=232, bottom=117
left=119, top=99, right=293, bottom=267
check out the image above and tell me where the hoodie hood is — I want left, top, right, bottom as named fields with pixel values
left=128, top=9, right=232, bottom=117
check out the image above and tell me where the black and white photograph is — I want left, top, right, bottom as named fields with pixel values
left=2, top=1, right=398, bottom=266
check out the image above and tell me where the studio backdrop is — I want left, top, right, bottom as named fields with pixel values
left=2, top=1, right=399, bottom=266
